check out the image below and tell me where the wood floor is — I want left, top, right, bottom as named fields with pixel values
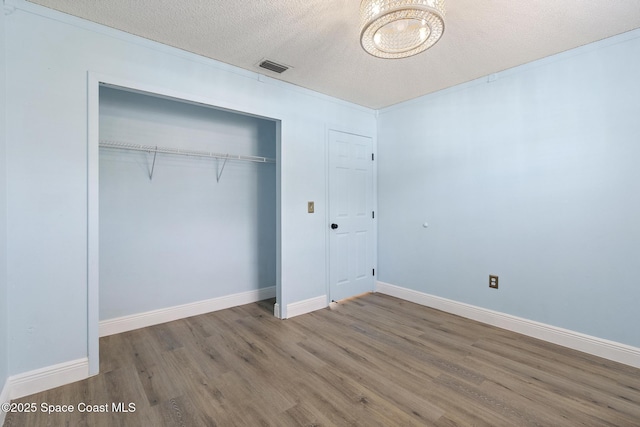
left=4, top=293, right=640, bottom=426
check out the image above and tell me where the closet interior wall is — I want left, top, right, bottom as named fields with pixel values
left=98, top=87, right=276, bottom=321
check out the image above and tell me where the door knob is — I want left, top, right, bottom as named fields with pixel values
left=331, top=223, right=339, bottom=229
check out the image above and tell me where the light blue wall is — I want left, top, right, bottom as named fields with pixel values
left=0, top=3, right=9, bottom=392
left=99, top=87, right=276, bottom=319
left=5, top=3, right=375, bottom=374
left=378, top=30, right=640, bottom=347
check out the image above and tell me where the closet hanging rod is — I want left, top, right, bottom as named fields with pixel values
left=99, top=140, right=276, bottom=164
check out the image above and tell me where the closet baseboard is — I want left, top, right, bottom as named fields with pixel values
left=376, top=281, right=640, bottom=369
left=99, top=286, right=276, bottom=337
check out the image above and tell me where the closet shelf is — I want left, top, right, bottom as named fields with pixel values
left=99, top=140, right=276, bottom=164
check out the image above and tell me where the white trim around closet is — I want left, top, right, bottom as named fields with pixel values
left=87, top=71, right=285, bottom=375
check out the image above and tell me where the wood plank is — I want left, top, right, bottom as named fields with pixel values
left=5, top=293, right=640, bottom=426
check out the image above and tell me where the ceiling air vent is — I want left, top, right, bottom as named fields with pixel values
left=258, top=60, right=289, bottom=74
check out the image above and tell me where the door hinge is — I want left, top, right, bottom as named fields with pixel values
left=372, top=211, right=375, bottom=219
left=372, top=153, right=375, bottom=161
left=372, top=268, right=375, bottom=276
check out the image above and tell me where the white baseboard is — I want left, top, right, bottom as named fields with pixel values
left=274, top=302, right=281, bottom=319
left=376, top=281, right=640, bottom=369
left=100, top=286, right=276, bottom=337
left=0, top=376, right=9, bottom=425
left=6, top=358, right=89, bottom=401
left=284, top=295, right=327, bottom=319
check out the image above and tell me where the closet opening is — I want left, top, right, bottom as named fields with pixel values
left=87, top=78, right=281, bottom=375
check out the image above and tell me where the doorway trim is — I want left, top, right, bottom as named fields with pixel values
left=87, top=72, right=283, bottom=375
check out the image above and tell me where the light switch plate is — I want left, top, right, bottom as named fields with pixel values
left=308, top=201, right=315, bottom=213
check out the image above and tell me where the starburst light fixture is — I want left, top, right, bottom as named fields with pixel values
left=360, top=0, right=446, bottom=59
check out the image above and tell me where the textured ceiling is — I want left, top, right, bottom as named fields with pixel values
left=27, top=0, right=640, bottom=109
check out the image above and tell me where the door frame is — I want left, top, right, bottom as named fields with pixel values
left=87, top=72, right=283, bottom=375
left=324, top=126, right=378, bottom=305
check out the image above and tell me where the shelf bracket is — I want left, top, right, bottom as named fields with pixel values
left=216, top=154, right=229, bottom=183
left=149, top=146, right=158, bottom=180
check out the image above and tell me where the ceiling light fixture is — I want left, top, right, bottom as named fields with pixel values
left=360, top=0, right=446, bottom=59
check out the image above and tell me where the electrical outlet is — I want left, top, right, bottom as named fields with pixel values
left=308, top=201, right=315, bottom=213
left=489, top=275, right=499, bottom=289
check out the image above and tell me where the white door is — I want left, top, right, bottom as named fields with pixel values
left=329, top=130, right=374, bottom=301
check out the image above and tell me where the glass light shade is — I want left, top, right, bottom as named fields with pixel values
left=360, top=0, right=445, bottom=59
